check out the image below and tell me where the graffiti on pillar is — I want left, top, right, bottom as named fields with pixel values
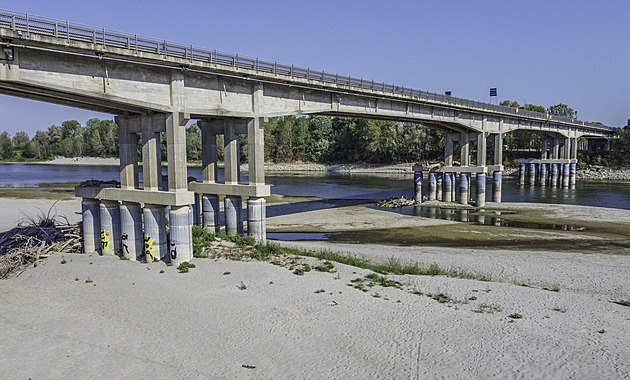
left=101, top=230, right=111, bottom=252
left=121, top=233, right=129, bottom=256
left=170, top=243, right=177, bottom=260
left=144, top=234, right=155, bottom=261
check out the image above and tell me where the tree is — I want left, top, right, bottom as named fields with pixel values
left=500, top=100, right=520, bottom=108
left=0, top=131, right=13, bottom=159
left=547, top=103, right=576, bottom=119
left=186, top=123, right=202, bottom=161
left=523, top=104, right=546, bottom=114
left=12, top=131, right=29, bottom=146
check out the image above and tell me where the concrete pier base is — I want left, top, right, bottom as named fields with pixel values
left=450, top=173, right=457, bottom=202
left=476, top=173, right=486, bottom=207
left=540, top=164, right=547, bottom=187
left=202, top=194, right=220, bottom=233
left=569, top=162, right=577, bottom=186
left=528, top=163, right=536, bottom=186
left=492, top=171, right=502, bottom=202
left=436, top=173, right=443, bottom=202
left=192, top=193, right=201, bottom=226
left=99, top=200, right=121, bottom=256
left=169, top=206, right=193, bottom=265
left=428, top=172, right=437, bottom=201
left=413, top=172, right=423, bottom=203
left=119, top=202, right=143, bottom=260
left=459, top=173, right=469, bottom=205
left=143, top=204, right=168, bottom=262
left=443, top=173, right=452, bottom=202
left=562, top=164, right=570, bottom=188
left=519, top=163, right=526, bottom=185
left=247, top=198, right=266, bottom=242
left=81, top=198, right=100, bottom=254
left=550, top=164, right=559, bottom=187
left=224, top=196, right=243, bottom=236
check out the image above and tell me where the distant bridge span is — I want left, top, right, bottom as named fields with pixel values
left=0, top=10, right=618, bottom=263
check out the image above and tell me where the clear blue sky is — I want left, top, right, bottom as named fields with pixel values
left=1, top=0, right=628, bottom=136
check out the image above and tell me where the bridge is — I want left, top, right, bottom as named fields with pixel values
left=0, top=10, right=617, bottom=264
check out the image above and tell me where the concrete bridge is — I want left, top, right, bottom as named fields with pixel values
left=0, top=10, right=617, bottom=264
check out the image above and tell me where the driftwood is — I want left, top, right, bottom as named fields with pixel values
left=0, top=205, right=82, bottom=278
left=377, top=196, right=417, bottom=208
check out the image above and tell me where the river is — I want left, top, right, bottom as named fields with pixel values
left=1, top=163, right=629, bottom=210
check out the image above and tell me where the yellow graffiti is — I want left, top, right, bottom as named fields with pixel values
left=101, top=230, right=111, bottom=253
left=144, top=234, right=155, bottom=261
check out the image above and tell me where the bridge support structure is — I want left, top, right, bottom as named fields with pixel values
left=518, top=136, right=579, bottom=189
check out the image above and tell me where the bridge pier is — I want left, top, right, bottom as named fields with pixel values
left=81, top=198, right=100, bottom=254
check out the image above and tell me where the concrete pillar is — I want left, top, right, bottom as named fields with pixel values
left=436, top=173, right=443, bottom=202
left=450, top=173, right=456, bottom=202
left=191, top=193, right=201, bottom=226
left=493, top=133, right=503, bottom=166
left=562, top=163, right=570, bottom=188
left=81, top=198, right=100, bottom=254
left=571, top=138, right=579, bottom=160
left=141, top=113, right=164, bottom=191
left=519, top=163, right=526, bottom=185
left=202, top=194, right=220, bottom=233
left=200, top=120, right=218, bottom=183
left=541, top=138, right=548, bottom=159
left=444, top=133, right=454, bottom=166
left=476, top=173, right=486, bottom=207
left=550, top=164, right=559, bottom=187
left=528, top=163, right=536, bottom=186
left=459, top=173, right=469, bottom=205
left=119, top=202, right=143, bottom=261
left=443, top=172, right=452, bottom=202
left=169, top=206, right=192, bottom=266
left=247, top=198, right=266, bottom=242
left=116, top=116, right=140, bottom=190
left=143, top=204, right=167, bottom=262
left=224, top=196, right=243, bottom=235
left=540, top=164, right=547, bottom=187
left=413, top=171, right=423, bottom=203
left=477, top=132, right=487, bottom=167
left=99, top=200, right=121, bottom=256
left=460, top=133, right=470, bottom=166
left=570, top=162, right=577, bottom=186
left=492, top=171, right=502, bottom=202
left=428, top=172, right=437, bottom=201
left=224, top=119, right=240, bottom=185
left=247, top=116, right=266, bottom=185
left=188, top=205, right=194, bottom=254
left=552, top=138, right=560, bottom=159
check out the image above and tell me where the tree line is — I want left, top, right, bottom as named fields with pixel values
left=1, top=105, right=628, bottom=166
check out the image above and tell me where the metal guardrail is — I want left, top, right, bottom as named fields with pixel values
left=0, top=9, right=615, bottom=131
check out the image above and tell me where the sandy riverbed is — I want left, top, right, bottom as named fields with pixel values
left=1, top=193, right=630, bottom=378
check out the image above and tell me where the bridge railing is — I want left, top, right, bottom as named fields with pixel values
left=0, top=9, right=614, bottom=131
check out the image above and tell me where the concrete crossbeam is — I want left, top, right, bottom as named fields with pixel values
left=75, top=186, right=195, bottom=206
left=188, top=182, right=271, bottom=197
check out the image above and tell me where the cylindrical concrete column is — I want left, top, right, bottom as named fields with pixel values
left=443, top=172, right=452, bottom=202
left=428, top=172, right=437, bottom=201
left=569, top=162, right=577, bottom=186
left=119, top=202, right=143, bottom=261
left=562, top=163, right=570, bottom=188
left=519, top=163, right=526, bottom=185
left=436, top=173, right=443, bottom=202
left=188, top=205, right=194, bottom=255
left=224, top=196, right=243, bottom=236
left=550, top=164, right=559, bottom=187
left=99, top=200, right=121, bottom=256
left=247, top=197, right=266, bottom=242
left=476, top=173, right=486, bottom=207
left=169, top=206, right=192, bottom=266
left=492, top=171, right=502, bottom=202
left=450, top=173, right=457, bottom=202
left=202, top=194, right=220, bottom=233
left=528, top=163, right=536, bottom=186
left=540, top=164, right=547, bottom=187
left=81, top=198, right=100, bottom=254
left=413, top=171, right=423, bottom=203
left=143, top=204, right=167, bottom=262
left=459, top=173, right=469, bottom=205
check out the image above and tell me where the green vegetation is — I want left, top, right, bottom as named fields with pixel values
left=238, top=281, right=247, bottom=290
left=612, top=300, right=630, bottom=307
left=177, top=261, right=196, bottom=273
left=508, top=313, right=523, bottom=319
left=476, top=303, right=503, bottom=314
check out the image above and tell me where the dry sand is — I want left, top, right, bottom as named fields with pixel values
left=1, top=195, right=630, bottom=378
